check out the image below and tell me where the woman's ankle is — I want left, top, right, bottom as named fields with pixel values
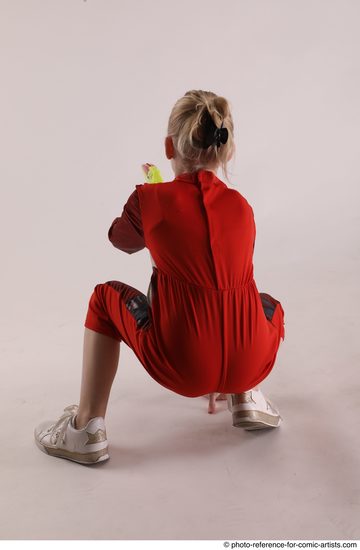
left=73, top=414, right=95, bottom=430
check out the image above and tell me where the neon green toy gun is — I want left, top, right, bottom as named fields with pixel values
left=141, top=163, right=163, bottom=184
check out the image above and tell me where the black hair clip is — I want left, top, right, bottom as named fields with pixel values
left=213, top=121, right=229, bottom=148
left=201, top=111, right=229, bottom=148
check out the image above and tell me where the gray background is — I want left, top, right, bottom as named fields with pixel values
left=1, top=0, right=359, bottom=540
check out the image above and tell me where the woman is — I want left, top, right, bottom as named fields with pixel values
left=34, top=89, right=285, bottom=465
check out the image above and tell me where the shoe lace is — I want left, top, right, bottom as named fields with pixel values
left=46, top=404, right=79, bottom=448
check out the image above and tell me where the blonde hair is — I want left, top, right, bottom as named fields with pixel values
left=167, top=89, right=235, bottom=183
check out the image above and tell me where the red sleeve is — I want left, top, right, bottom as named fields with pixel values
left=108, top=188, right=145, bottom=254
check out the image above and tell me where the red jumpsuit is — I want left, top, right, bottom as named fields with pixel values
left=84, top=169, right=285, bottom=398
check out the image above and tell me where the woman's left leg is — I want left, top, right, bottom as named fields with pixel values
left=74, top=327, right=120, bottom=429
left=34, top=281, right=158, bottom=463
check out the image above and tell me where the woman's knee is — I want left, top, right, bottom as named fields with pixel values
left=88, top=283, right=111, bottom=316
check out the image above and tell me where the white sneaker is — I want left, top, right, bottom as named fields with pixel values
left=227, top=389, right=283, bottom=430
left=34, top=404, right=110, bottom=465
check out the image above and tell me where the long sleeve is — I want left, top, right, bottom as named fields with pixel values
left=108, top=188, right=146, bottom=254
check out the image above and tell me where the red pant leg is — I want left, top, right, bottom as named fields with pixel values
left=83, top=281, right=184, bottom=394
left=84, top=280, right=151, bottom=346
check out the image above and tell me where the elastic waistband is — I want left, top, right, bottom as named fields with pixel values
left=154, top=267, right=254, bottom=291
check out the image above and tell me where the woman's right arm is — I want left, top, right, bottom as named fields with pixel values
left=108, top=188, right=146, bottom=254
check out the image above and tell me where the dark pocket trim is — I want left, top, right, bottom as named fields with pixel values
left=125, top=294, right=151, bottom=330
left=259, top=292, right=278, bottom=322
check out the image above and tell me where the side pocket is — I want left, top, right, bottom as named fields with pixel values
left=125, top=294, right=151, bottom=330
left=260, top=292, right=285, bottom=342
left=259, top=292, right=278, bottom=322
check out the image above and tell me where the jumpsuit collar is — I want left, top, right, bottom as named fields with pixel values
left=174, top=169, right=219, bottom=184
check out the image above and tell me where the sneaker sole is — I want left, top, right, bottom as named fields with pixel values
left=34, top=437, right=110, bottom=464
left=231, top=409, right=282, bottom=430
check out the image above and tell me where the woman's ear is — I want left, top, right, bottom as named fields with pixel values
left=165, top=136, right=175, bottom=159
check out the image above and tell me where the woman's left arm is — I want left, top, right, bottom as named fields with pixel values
left=108, top=188, right=145, bottom=254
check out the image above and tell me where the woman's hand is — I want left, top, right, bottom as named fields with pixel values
left=207, top=392, right=227, bottom=414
